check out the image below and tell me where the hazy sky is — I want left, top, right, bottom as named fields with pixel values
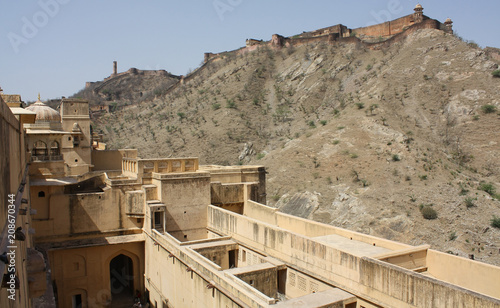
left=1, top=0, right=499, bottom=102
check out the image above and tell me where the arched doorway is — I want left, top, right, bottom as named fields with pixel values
left=109, top=254, right=134, bottom=305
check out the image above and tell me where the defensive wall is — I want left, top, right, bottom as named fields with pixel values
left=84, top=7, right=455, bottom=115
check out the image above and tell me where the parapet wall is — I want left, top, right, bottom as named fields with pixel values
left=208, top=203, right=500, bottom=306
left=353, top=14, right=423, bottom=39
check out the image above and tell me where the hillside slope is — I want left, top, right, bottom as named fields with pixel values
left=92, top=29, right=500, bottom=265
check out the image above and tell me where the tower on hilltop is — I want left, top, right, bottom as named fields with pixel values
left=414, top=4, right=424, bottom=23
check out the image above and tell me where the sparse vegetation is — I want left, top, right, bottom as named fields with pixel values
left=448, top=232, right=457, bottom=241
left=492, top=70, right=500, bottom=78
left=177, top=112, right=186, bottom=120
left=256, top=153, right=266, bottom=160
left=421, top=205, right=438, bottom=220
left=479, top=182, right=496, bottom=196
left=464, top=197, right=476, bottom=208
left=226, top=99, right=236, bottom=109
left=491, top=216, right=500, bottom=229
left=355, top=102, right=365, bottom=109
left=481, top=104, right=497, bottom=114
left=392, top=154, right=401, bottom=162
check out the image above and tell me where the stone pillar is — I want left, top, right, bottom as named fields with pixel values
left=444, top=18, right=453, bottom=34
left=113, top=61, right=117, bottom=76
left=414, top=4, right=424, bottom=23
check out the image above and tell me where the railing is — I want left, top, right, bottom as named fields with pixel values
left=31, top=155, right=63, bottom=162
left=122, top=157, right=199, bottom=177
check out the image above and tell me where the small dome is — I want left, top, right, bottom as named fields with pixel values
left=415, top=4, right=423, bottom=9
left=445, top=18, right=453, bottom=24
left=26, top=95, right=61, bottom=123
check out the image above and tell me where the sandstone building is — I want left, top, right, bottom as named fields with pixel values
left=1, top=5, right=500, bottom=308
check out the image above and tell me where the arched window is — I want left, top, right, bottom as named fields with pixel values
left=33, top=141, right=47, bottom=157
left=38, top=191, right=45, bottom=198
left=50, top=141, right=60, bottom=156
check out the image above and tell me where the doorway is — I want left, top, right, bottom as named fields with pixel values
left=110, top=254, right=134, bottom=305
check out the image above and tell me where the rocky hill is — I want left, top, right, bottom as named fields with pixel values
left=72, top=68, right=180, bottom=109
left=89, top=28, right=500, bottom=265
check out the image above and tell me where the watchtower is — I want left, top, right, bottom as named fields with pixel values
left=444, top=18, right=453, bottom=34
left=414, top=4, right=424, bottom=23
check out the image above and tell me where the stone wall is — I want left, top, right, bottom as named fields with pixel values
left=208, top=204, right=500, bottom=307
left=91, top=149, right=137, bottom=171
left=48, top=241, right=145, bottom=308
left=1, top=97, right=48, bottom=307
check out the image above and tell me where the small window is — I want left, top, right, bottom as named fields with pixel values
left=50, top=141, right=60, bottom=156
left=242, top=250, right=246, bottom=262
left=38, top=191, right=45, bottom=198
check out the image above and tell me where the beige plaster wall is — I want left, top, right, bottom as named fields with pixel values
left=235, top=267, right=277, bottom=298
left=32, top=183, right=142, bottom=241
left=244, top=200, right=278, bottom=225
left=144, top=235, right=245, bottom=308
left=0, top=98, right=33, bottom=308
left=208, top=205, right=500, bottom=307
left=285, top=268, right=332, bottom=299
left=153, top=173, right=211, bottom=239
left=426, top=249, right=500, bottom=299
left=92, top=149, right=138, bottom=171
left=49, top=242, right=144, bottom=308
left=245, top=201, right=410, bottom=251
left=238, top=246, right=266, bottom=267
left=211, top=182, right=244, bottom=206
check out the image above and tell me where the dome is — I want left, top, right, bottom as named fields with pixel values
left=26, top=95, right=61, bottom=123
left=415, top=4, right=423, bottom=9
left=445, top=18, right=453, bottom=24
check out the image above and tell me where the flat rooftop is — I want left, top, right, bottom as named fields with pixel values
left=313, top=234, right=391, bottom=257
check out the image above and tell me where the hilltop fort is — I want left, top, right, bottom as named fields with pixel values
left=81, top=4, right=456, bottom=115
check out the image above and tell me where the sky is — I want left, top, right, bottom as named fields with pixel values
left=1, top=0, right=499, bottom=102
